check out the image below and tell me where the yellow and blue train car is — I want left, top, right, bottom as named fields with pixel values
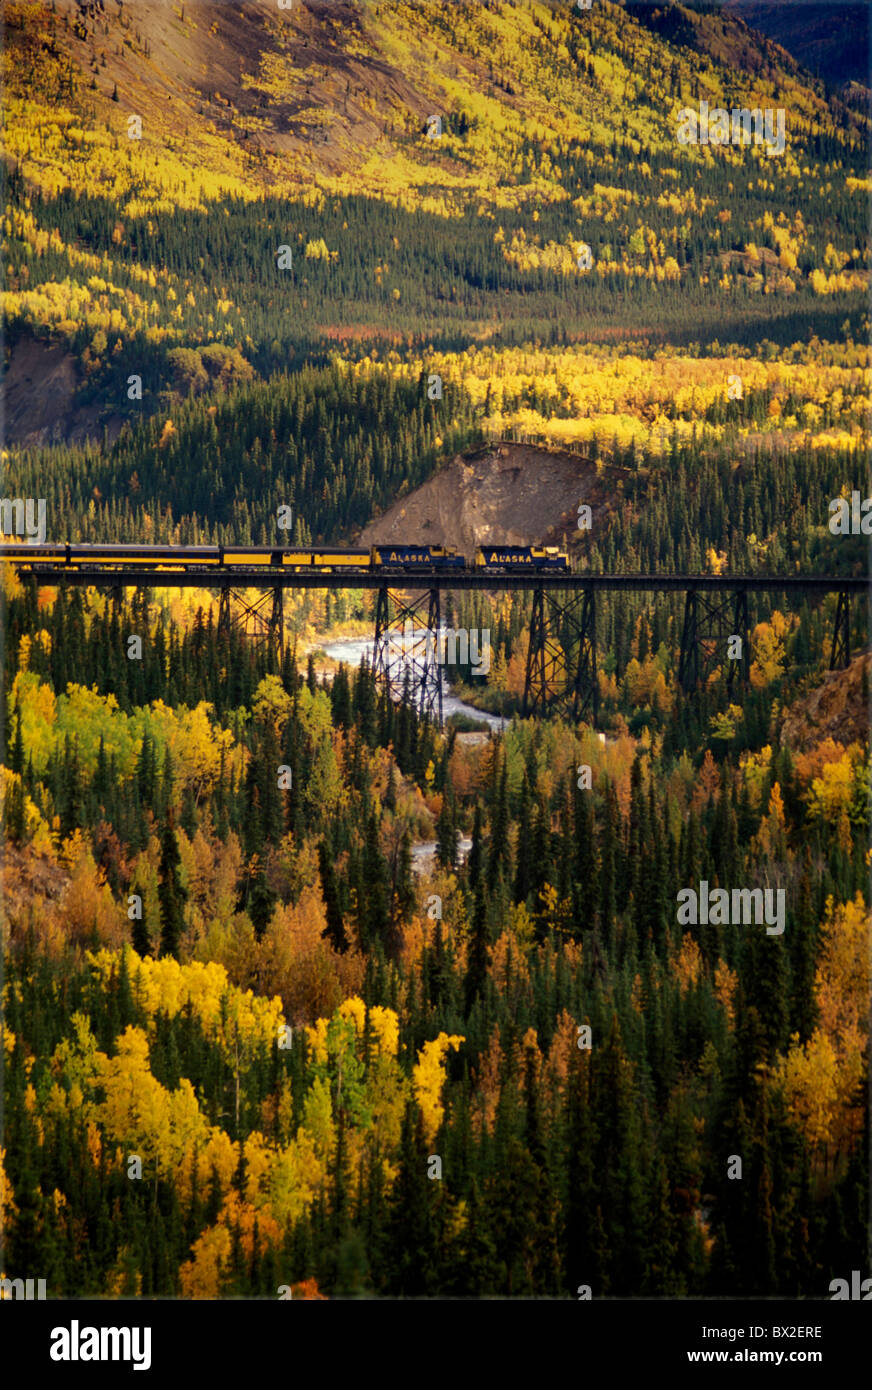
left=313, top=549, right=372, bottom=570
left=84, top=544, right=222, bottom=568
left=0, top=543, right=70, bottom=565
left=221, top=547, right=372, bottom=570
left=371, top=545, right=465, bottom=570
left=474, top=545, right=568, bottom=571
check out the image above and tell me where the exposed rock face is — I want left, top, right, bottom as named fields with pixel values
left=4, top=334, right=124, bottom=448
left=780, top=651, right=871, bottom=751
left=359, top=442, right=609, bottom=558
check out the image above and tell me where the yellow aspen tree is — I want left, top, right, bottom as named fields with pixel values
left=413, top=1033, right=465, bottom=1144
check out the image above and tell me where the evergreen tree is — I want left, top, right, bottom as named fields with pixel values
left=318, top=840, right=349, bottom=953
left=158, top=816, right=187, bottom=958
left=436, top=785, right=459, bottom=871
left=381, top=1103, right=438, bottom=1296
left=464, top=888, right=489, bottom=1015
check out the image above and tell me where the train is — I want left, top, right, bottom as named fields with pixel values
left=0, top=542, right=569, bottom=572
left=473, top=545, right=567, bottom=570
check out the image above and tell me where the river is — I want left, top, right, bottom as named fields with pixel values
left=320, top=636, right=508, bottom=732
left=409, top=836, right=473, bottom=876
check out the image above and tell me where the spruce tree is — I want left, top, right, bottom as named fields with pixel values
left=158, top=816, right=187, bottom=958
left=436, top=785, right=459, bottom=871
left=464, top=887, right=489, bottom=1015
left=514, top=772, right=533, bottom=903
left=381, top=1103, right=438, bottom=1296
left=318, top=840, right=349, bottom=953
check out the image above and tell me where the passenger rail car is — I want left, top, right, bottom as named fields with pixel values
left=0, top=544, right=373, bottom=572
left=225, top=547, right=372, bottom=571
left=475, top=545, right=569, bottom=571
left=0, top=543, right=222, bottom=570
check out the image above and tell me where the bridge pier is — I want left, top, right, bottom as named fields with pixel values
left=216, top=585, right=284, bottom=666
left=830, top=590, right=851, bottom=670
left=678, top=588, right=750, bottom=693
left=372, top=585, right=443, bottom=724
left=523, top=586, right=598, bottom=724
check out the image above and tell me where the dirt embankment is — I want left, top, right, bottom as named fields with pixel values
left=780, top=652, right=871, bottom=750
left=3, top=334, right=125, bottom=449
left=358, top=442, right=606, bottom=557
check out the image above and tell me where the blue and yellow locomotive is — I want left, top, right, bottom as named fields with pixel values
left=370, top=544, right=465, bottom=571
left=474, top=545, right=568, bottom=571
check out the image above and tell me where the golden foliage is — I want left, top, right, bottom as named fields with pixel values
left=674, top=933, right=703, bottom=994
left=413, top=1032, right=465, bottom=1144
left=771, top=895, right=868, bottom=1158
left=714, top=959, right=738, bottom=1029
left=0, top=1147, right=16, bottom=1227
left=750, top=618, right=787, bottom=688
left=179, top=1223, right=233, bottom=1299
left=339, top=346, right=869, bottom=462
left=87, top=947, right=285, bottom=1060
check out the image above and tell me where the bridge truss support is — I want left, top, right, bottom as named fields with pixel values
left=523, top=587, right=598, bottom=724
left=830, top=590, right=852, bottom=670
left=217, top=586, right=284, bottom=666
left=678, top=588, right=750, bottom=693
left=372, top=585, right=443, bottom=724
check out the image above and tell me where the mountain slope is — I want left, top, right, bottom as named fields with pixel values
left=4, top=0, right=867, bottom=212
left=2, top=0, right=868, bottom=447
left=725, top=1, right=871, bottom=89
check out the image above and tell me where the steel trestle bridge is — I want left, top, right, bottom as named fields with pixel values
left=3, top=545, right=866, bottom=726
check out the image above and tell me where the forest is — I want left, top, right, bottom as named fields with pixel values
left=1, top=0, right=869, bottom=1305
left=1, top=462, right=868, bottom=1295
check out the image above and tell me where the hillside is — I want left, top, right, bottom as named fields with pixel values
left=725, top=1, right=871, bottom=89
left=2, top=0, right=869, bottom=447
left=6, top=0, right=866, bottom=209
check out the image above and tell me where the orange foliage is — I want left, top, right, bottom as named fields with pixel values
left=258, top=885, right=365, bottom=1024
left=220, top=1190, right=282, bottom=1261
left=691, top=750, right=720, bottom=811
left=794, top=738, right=851, bottom=787
left=471, top=1027, right=504, bottom=1136
left=772, top=895, right=868, bottom=1161
left=753, top=783, right=787, bottom=861
left=674, top=933, right=703, bottom=994
left=399, top=915, right=427, bottom=977
left=292, top=1278, right=327, bottom=1300
left=714, top=959, right=738, bottom=1029
left=447, top=741, right=486, bottom=798
left=546, top=1009, right=578, bottom=1088
left=490, top=929, right=530, bottom=993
